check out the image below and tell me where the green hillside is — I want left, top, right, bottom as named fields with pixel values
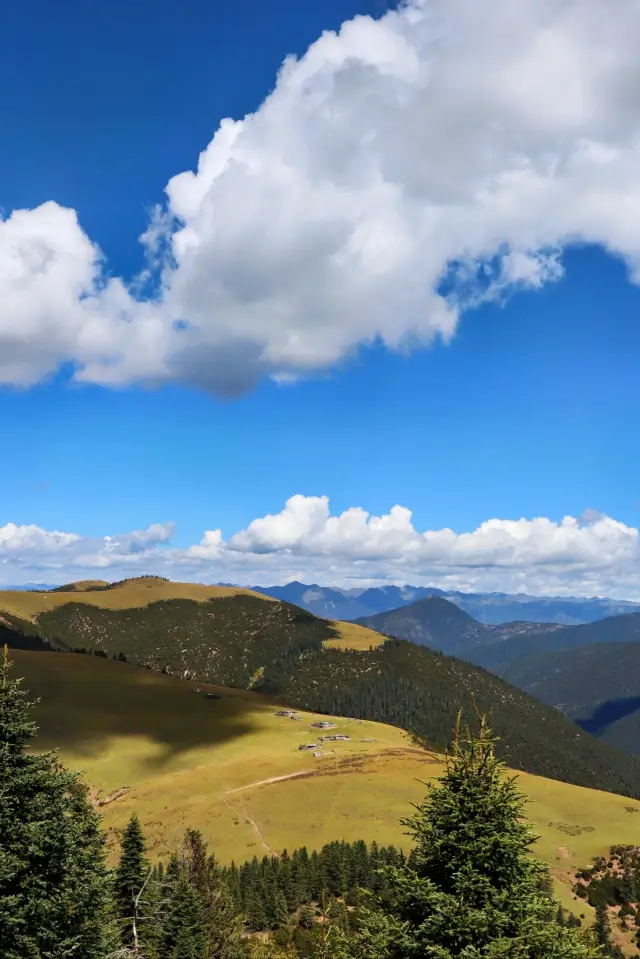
left=355, top=594, right=502, bottom=653
left=497, top=642, right=640, bottom=758
left=0, top=577, right=379, bottom=685
left=37, top=594, right=335, bottom=687
left=479, top=611, right=640, bottom=670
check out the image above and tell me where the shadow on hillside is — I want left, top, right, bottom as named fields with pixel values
left=10, top=649, right=267, bottom=772
left=577, top=696, right=640, bottom=737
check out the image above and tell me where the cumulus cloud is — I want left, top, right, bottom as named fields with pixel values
left=1, top=497, right=639, bottom=599
left=0, top=522, right=175, bottom=575
left=3, top=0, right=640, bottom=393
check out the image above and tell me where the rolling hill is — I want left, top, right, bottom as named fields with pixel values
left=496, top=642, right=640, bottom=758
left=9, top=646, right=640, bottom=919
left=252, top=581, right=640, bottom=625
left=3, top=577, right=640, bottom=798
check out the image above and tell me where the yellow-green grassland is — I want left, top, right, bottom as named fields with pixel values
left=10, top=646, right=640, bottom=925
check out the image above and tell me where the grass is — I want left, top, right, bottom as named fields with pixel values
left=325, top=621, right=387, bottom=650
left=9, top=648, right=640, bottom=921
left=65, top=580, right=110, bottom=590
left=0, top=577, right=273, bottom=622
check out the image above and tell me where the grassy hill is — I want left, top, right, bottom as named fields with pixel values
left=3, top=577, right=640, bottom=797
left=0, top=576, right=271, bottom=620
left=497, top=642, right=640, bottom=758
left=0, top=576, right=380, bottom=686
left=9, top=647, right=640, bottom=922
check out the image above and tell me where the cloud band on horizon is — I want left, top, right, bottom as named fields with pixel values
left=1, top=495, right=638, bottom=599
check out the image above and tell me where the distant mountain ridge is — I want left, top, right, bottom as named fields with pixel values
left=0, top=583, right=57, bottom=591
left=249, top=581, right=640, bottom=626
left=354, top=596, right=640, bottom=757
left=355, top=596, right=640, bottom=667
left=496, top=643, right=640, bottom=759
left=354, top=597, right=566, bottom=661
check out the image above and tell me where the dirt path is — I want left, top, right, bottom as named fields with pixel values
left=222, top=795, right=280, bottom=858
left=223, top=770, right=313, bottom=795
left=221, top=771, right=315, bottom=857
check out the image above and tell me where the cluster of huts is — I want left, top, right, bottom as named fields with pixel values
left=297, top=732, right=351, bottom=755
left=298, top=743, right=328, bottom=758
left=274, top=709, right=304, bottom=721
left=274, top=710, right=352, bottom=755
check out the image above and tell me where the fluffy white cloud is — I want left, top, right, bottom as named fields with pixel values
left=1, top=497, right=639, bottom=599
left=3, top=0, right=640, bottom=393
left=0, top=522, right=175, bottom=574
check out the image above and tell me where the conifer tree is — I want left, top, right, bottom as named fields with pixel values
left=160, top=871, right=207, bottom=959
left=246, top=885, right=268, bottom=932
left=115, top=813, right=150, bottom=946
left=279, top=851, right=298, bottom=912
left=159, top=834, right=245, bottom=959
left=298, top=903, right=316, bottom=930
left=594, top=904, right=612, bottom=949
left=0, top=649, right=110, bottom=958
left=273, top=888, right=290, bottom=928
left=621, top=867, right=636, bottom=906
left=351, top=709, right=597, bottom=958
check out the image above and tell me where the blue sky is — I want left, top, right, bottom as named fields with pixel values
left=1, top=0, right=639, bottom=594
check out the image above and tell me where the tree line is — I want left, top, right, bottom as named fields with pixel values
left=0, top=646, right=618, bottom=958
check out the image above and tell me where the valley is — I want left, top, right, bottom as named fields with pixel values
left=496, top=642, right=640, bottom=758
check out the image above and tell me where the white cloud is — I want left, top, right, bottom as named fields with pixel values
left=2, top=0, right=640, bottom=393
left=1, top=497, right=639, bottom=599
left=0, top=522, right=175, bottom=575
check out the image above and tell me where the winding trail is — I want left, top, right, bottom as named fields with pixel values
left=222, top=794, right=280, bottom=857
left=221, top=770, right=318, bottom=856
left=223, top=770, right=313, bottom=795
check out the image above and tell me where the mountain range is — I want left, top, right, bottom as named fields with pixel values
left=250, top=581, right=640, bottom=626
left=355, top=595, right=640, bottom=756
left=355, top=596, right=640, bottom=667
left=1, top=583, right=58, bottom=591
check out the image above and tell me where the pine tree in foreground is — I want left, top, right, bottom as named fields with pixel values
left=115, top=813, right=150, bottom=947
left=179, top=828, right=246, bottom=959
left=348, top=709, right=599, bottom=958
left=160, top=859, right=208, bottom=959
left=0, top=647, right=110, bottom=958
left=594, top=904, right=612, bottom=950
